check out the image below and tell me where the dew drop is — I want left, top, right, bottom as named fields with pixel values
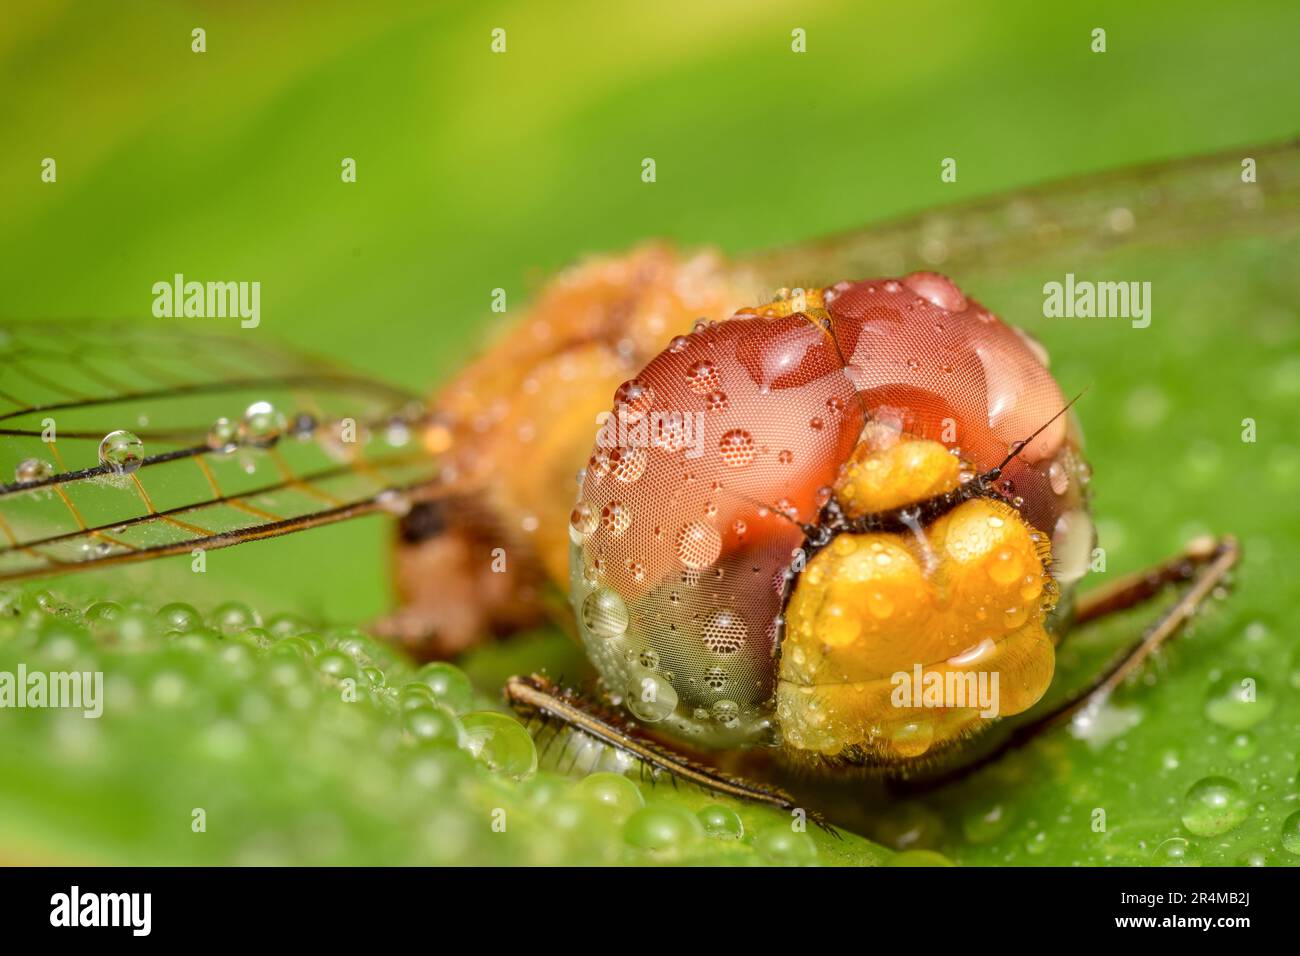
left=569, top=501, right=599, bottom=536
left=1281, top=810, right=1300, bottom=856
left=207, top=417, right=238, bottom=451
left=676, top=521, right=722, bottom=569
left=581, top=588, right=630, bottom=639
left=240, top=401, right=287, bottom=448
left=600, top=501, right=632, bottom=536
left=626, top=671, right=678, bottom=722
left=686, top=360, right=720, bottom=394
left=1181, top=776, right=1250, bottom=837
left=1048, top=459, right=1070, bottom=496
left=376, top=489, right=412, bottom=516
left=1051, top=509, right=1094, bottom=585
left=14, top=458, right=53, bottom=484
left=700, top=609, right=747, bottom=654
left=718, top=429, right=755, bottom=467
left=613, top=379, right=654, bottom=420
left=988, top=547, right=1022, bottom=586
left=1204, top=673, right=1274, bottom=729
left=609, top=447, right=647, bottom=483
left=98, top=430, right=144, bottom=475
left=711, top=699, right=740, bottom=724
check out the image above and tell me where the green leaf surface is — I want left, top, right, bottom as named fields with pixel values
left=1, top=1, right=1298, bottom=866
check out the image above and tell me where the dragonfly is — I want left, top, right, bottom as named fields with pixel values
left=2, top=140, right=1296, bottom=812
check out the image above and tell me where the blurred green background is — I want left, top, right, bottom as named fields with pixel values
left=1, top=1, right=1298, bottom=865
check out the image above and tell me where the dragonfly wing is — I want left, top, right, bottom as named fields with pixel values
left=0, top=322, right=448, bottom=582
left=746, top=139, right=1300, bottom=287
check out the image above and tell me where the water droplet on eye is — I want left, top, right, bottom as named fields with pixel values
left=638, top=648, right=659, bottom=669
left=809, top=416, right=824, bottom=431
left=686, top=360, right=720, bottom=394
left=587, top=450, right=612, bottom=480
left=207, top=417, right=238, bottom=451
left=826, top=395, right=846, bottom=415
left=676, top=521, right=722, bottom=569
left=240, top=401, right=287, bottom=447
left=717, top=429, right=755, bottom=468
left=1180, top=776, right=1250, bottom=836
left=705, top=389, right=729, bottom=411
left=600, top=501, right=631, bottom=536
left=777, top=449, right=793, bottom=464
left=569, top=501, right=599, bottom=537
left=906, top=359, right=920, bottom=372
left=701, top=609, right=747, bottom=654
left=704, top=666, right=727, bottom=691
left=581, top=588, right=630, bottom=639
left=902, top=272, right=967, bottom=312
left=613, top=379, right=655, bottom=420
left=14, top=458, right=53, bottom=483
left=710, top=699, right=739, bottom=725
left=1051, top=509, right=1094, bottom=585
left=1048, top=459, right=1070, bottom=496
left=609, top=447, right=647, bottom=483
left=626, top=671, right=678, bottom=722
left=98, top=430, right=144, bottom=475
left=668, top=335, right=690, bottom=353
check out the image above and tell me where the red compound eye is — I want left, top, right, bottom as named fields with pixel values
left=569, top=273, right=1089, bottom=746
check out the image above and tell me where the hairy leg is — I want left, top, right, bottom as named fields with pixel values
left=504, top=674, right=835, bottom=831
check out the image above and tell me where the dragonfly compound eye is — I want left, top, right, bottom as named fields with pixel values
left=568, top=275, right=1094, bottom=763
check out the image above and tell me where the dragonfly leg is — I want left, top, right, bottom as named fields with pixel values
left=504, top=674, right=835, bottom=832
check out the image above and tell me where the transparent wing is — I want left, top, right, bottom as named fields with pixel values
left=0, top=322, right=445, bottom=582
left=746, top=139, right=1300, bottom=287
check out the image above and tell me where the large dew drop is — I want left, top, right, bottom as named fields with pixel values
left=1180, top=776, right=1250, bottom=837
left=98, top=430, right=144, bottom=475
left=240, top=401, right=287, bottom=448
left=581, top=587, right=630, bottom=639
left=625, top=671, right=678, bottom=722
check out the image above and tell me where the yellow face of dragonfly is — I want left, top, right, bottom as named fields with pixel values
left=777, top=431, right=1058, bottom=765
